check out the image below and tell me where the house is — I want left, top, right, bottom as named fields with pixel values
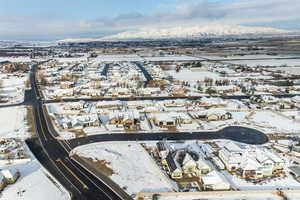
left=108, top=111, right=140, bottom=130
left=157, top=142, right=169, bottom=160
left=60, top=81, right=74, bottom=89
left=165, top=153, right=183, bottom=179
left=96, top=100, right=122, bottom=109
left=138, top=88, right=161, bottom=96
left=196, top=97, right=227, bottom=108
left=126, top=100, right=153, bottom=109
left=190, top=109, right=232, bottom=121
left=170, top=86, right=187, bottom=96
left=163, top=99, right=188, bottom=108
left=1, top=169, right=20, bottom=184
left=77, top=114, right=100, bottom=128
left=210, top=85, right=240, bottom=94
left=80, top=89, right=101, bottom=97
left=53, top=89, right=74, bottom=98
left=165, top=150, right=206, bottom=179
left=63, top=101, right=85, bottom=110
left=108, top=87, right=132, bottom=96
left=239, top=157, right=264, bottom=179
left=289, top=166, right=300, bottom=182
left=218, top=142, right=244, bottom=171
left=0, top=174, right=5, bottom=191
left=197, top=159, right=211, bottom=175
left=218, top=141, right=284, bottom=180
left=201, top=171, right=230, bottom=191
left=207, top=111, right=232, bottom=121
left=154, top=115, right=176, bottom=129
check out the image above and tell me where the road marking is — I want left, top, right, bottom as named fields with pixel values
left=69, top=157, right=122, bottom=200
left=56, top=159, right=89, bottom=190
left=34, top=105, right=48, bottom=141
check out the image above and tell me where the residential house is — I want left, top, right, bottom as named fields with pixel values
left=218, top=141, right=244, bottom=171
left=0, top=174, right=5, bottom=191
left=165, top=150, right=207, bottom=179
left=96, top=100, right=122, bottom=109
left=154, top=115, right=176, bottom=129
left=201, top=171, right=230, bottom=191
left=1, top=169, right=20, bottom=184
left=170, top=86, right=187, bottom=96
left=60, top=81, right=74, bottom=89
left=63, top=101, right=85, bottom=110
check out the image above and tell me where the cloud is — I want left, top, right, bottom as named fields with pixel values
left=0, top=0, right=299, bottom=40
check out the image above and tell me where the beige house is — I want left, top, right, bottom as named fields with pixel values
left=1, top=169, right=20, bottom=184
left=0, top=174, right=5, bottom=191
left=165, top=150, right=210, bottom=180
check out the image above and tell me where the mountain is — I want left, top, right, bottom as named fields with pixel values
left=101, top=24, right=293, bottom=40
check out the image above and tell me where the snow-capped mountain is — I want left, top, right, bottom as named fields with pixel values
left=101, top=24, right=292, bottom=40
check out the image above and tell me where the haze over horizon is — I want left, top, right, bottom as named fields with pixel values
left=0, top=0, right=299, bottom=41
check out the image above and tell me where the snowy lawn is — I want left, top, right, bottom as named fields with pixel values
left=72, top=142, right=174, bottom=196
left=145, top=192, right=282, bottom=200
left=0, top=106, right=30, bottom=139
left=0, top=74, right=28, bottom=104
left=248, top=111, right=300, bottom=134
left=221, top=170, right=300, bottom=190
left=166, top=69, right=220, bottom=82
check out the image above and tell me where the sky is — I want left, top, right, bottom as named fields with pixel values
left=0, top=0, right=299, bottom=41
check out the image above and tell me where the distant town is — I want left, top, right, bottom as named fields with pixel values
left=1, top=36, right=300, bottom=200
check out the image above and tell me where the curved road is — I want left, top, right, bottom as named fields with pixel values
left=67, top=126, right=268, bottom=149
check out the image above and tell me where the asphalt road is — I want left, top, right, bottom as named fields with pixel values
left=101, top=64, right=110, bottom=76
left=67, top=126, right=268, bottom=149
left=134, top=62, right=153, bottom=83
left=42, top=93, right=300, bottom=104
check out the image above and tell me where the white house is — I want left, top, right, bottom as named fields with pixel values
left=201, top=171, right=230, bottom=191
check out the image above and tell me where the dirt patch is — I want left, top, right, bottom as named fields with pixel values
left=81, top=157, right=114, bottom=177
left=68, top=129, right=86, bottom=138
left=26, top=105, right=36, bottom=138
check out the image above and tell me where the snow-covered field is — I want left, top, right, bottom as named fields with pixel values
left=0, top=57, right=32, bottom=63
left=0, top=74, right=28, bottom=104
left=54, top=56, right=88, bottom=63
left=166, top=69, right=220, bottom=82
left=248, top=111, right=300, bottom=134
left=72, top=142, right=174, bottom=196
left=227, top=59, right=300, bottom=67
left=143, top=192, right=283, bottom=200
left=222, top=167, right=300, bottom=190
left=270, top=67, right=300, bottom=75
left=143, top=55, right=203, bottom=62
left=0, top=106, right=30, bottom=139
left=92, top=54, right=143, bottom=62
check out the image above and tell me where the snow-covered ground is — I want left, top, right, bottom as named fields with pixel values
left=248, top=111, right=300, bottom=134
left=270, top=66, right=300, bottom=74
left=0, top=57, right=32, bottom=63
left=0, top=158, right=70, bottom=200
left=143, top=55, right=203, bottom=62
left=227, top=59, right=300, bottom=67
left=0, top=106, right=30, bottom=139
left=142, top=192, right=283, bottom=200
left=72, top=142, right=174, bottom=196
left=0, top=73, right=28, bottom=104
left=166, top=69, right=220, bottom=82
left=54, top=56, right=88, bottom=63
left=92, top=54, right=143, bottom=62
